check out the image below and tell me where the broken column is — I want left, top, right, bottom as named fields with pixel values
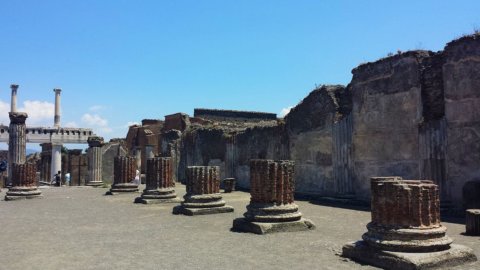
left=135, top=157, right=180, bottom=204
left=106, top=156, right=139, bottom=195
left=87, top=136, right=104, bottom=187
left=7, top=112, right=28, bottom=186
left=173, top=166, right=234, bottom=215
left=342, top=177, right=477, bottom=270
left=5, top=163, right=43, bottom=200
left=466, top=209, right=480, bottom=236
left=10, top=84, right=18, bottom=112
left=232, top=159, right=315, bottom=234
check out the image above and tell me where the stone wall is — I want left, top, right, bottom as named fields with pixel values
left=194, top=108, right=277, bottom=122
left=443, top=35, right=480, bottom=206
left=126, top=33, right=480, bottom=209
left=102, top=141, right=127, bottom=185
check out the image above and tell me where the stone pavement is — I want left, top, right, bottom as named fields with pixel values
left=0, top=185, right=478, bottom=270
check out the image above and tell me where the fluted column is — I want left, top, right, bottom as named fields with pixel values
left=232, top=159, right=315, bottom=234
left=5, top=162, right=42, bottom=200
left=106, top=156, right=139, bottom=195
left=7, top=112, right=28, bottom=186
left=135, top=157, right=179, bottom=204
left=87, top=136, right=104, bottom=187
left=361, top=177, right=451, bottom=252
left=342, top=177, right=476, bottom=269
left=173, top=166, right=233, bottom=215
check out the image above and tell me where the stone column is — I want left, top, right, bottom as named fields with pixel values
left=7, top=112, right=28, bottom=187
left=342, top=177, right=477, bottom=269
left=53, top=88, right=61, bottom=128
left=135, top=157, right=179, bottom=204
left=87, top=136, right=104, bottom=187
left=173, top=166, right=233, bottom=216
left=466, top=209, right=480, bottom=236
left=232, top=159, right=315, bottom=234
left=10, top=84, right=18, bottom=113
left=40, top=143, right=52, bottom=182
left=135, top=147, right=142, bottom=171
left=106, top=156, right=139, bottom=195
left=50, top=143, right=62, bottom=181
left=5, top=163, right=42, bottom=200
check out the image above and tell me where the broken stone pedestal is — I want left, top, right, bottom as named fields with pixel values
left=342, top=177, right=477, bottom=270
left=106, top=156, right=138, bottom=195
left=135, top=157, right=180, bottom=204
left=232, top=159, right=315, bottom=234
left=6, top=163, right=43, bottom=201
left=223, top=178, right=236, bottom=193
left=173, top=166, right=233, bottom=215
left=466, top=209, right=480, bottom=236
left=86, top=136, right=104, bottom=187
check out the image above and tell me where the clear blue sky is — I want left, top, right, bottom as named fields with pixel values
left=1, top=0, right=479, bottom=147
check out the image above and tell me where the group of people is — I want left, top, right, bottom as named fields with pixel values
left=50, top=171, right=71, bottom=187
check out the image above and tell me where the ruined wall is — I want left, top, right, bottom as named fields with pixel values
left=102, top=141, right=127, bottom=185
left=285, top=85, right=353, bottom=196
left=233, top=124, right=289, bottom=188
left=194, top=108, right=277, bottom=122
left=350, top=51, right=429, bottom=200
left=443, top=35, right=480, bottom=207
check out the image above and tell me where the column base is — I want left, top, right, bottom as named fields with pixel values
left=232, top=217, right=315, bottom=234
left=5, top=187, right=43, bottom=201
left=105, top=183, right=139, bottom=195
left=172, top=205, right=234, bottom=216
left=134, top=188, right=179, bottom=204
left=86, top=181, right=103, bottom=187
left=342, top=241, right=477, bottom=270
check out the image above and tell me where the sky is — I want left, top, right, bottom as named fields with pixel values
left=1, top=0, right=479, bottom=150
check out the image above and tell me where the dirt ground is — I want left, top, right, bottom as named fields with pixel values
left=0, top=185, right=478, bottom=270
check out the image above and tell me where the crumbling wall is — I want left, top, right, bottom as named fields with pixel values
left=285, top=85, right=353, bottom=196
left=102, top=141, right=127, bottom=185
left=443, top=35, right=480, bottom=207
left=233, top=124, right=289, bottom=188
left=350, top=51, right=429, bottom=200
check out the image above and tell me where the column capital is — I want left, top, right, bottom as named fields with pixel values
left=88, top=136, right=105, bottom=147
left=10, top=84, right=19, bottom=90
left=9, top=112, right=28, bottom=124
left=53, top=88, right=62, bottom=94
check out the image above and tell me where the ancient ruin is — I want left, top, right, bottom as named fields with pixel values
left=5, top=162, right=43, bottom=200
left=106, top=156, right=138, bottom=195
left=87, top=136, right=105, bottom=187
left=135, top=157, right=180, bottom=204
left=7, top=111, right=28, bottom=185
left=173, top=166, right=233, bottom=215
left=120, top=34, right=480, bottom=213
left=342, top=177, right=476, bottom=270
left=232, top=159, right=315, bottom=234
left=223, top=178, right=235, bottom=193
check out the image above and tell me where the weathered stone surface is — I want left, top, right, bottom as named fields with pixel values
left=466, top=209, right=480, bottom=236
left=6, top=163, right=42, bottom=201
left=173, top=166, right=233, bottom=215
left=232, top=159, right=315, bottom=234
left=342, top=242, right=477, bottom=270
left=135, top=157, right=180, bottom=204
left=444, top=34, right=480, bottom=208
left=101, top=140, right=127, bottom=185
left=106, top=156, right=138, bottom=195
left=87, top=136, right=104, bottom=187
left=343, top=177, right=476, bottom=269
left=223, top=178, right=236, bottom=193
left=7, top=112, right=28, bottom=186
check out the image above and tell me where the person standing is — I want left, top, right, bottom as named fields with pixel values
left=55, top=171, right=62, bottom=187
left=65, top=172, right=71, bottom=186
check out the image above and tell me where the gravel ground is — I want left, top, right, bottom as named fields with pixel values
left=0, top=185, right=479, bottom=270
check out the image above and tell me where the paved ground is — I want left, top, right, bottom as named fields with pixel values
left=0, top=185, right=479, bottom=270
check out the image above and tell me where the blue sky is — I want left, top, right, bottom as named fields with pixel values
left=1, top=0, right=479, bottom=149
